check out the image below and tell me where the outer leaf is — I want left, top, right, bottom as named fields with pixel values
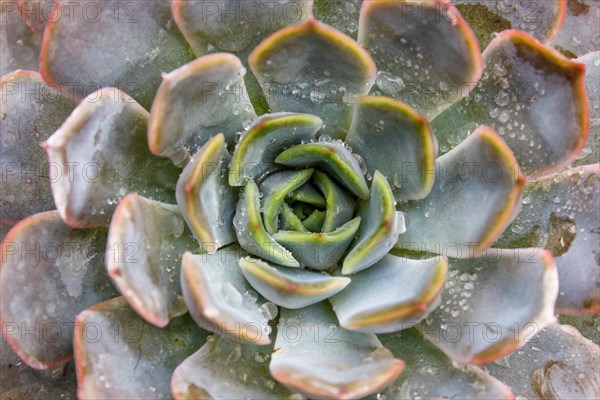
left=454, top=0, right=566, bottom=49
left=171, top=336, right=299, bottom=400
left=483, top=323, right=600, bottom=399
left=574, top=51, right=600, bottom=166
left=272, top=217, right=361, bottom=270
left=420, top=248, right=558, bottom=365
left=396, top=126, right=525, bottom=258
left=148, top=53, right=256, bottom=166
left=106, top=193, right=197, bottom=328
left=270, top=302, right=404, bottom=399
left=496, top=164, right=600, bottom=314
left=0, top=70, right=74, bottom=224
left=172, top=0, right=312, bottom=56
left=331, top=254, right=447, bottom=333
left=176, top=134, right=237, bottom=252
left=181, top=247, right=274, bottom=345
left=240, top=256, right=350, bottom=309
left=374, top=329, right=514, bottom=399
left=18, top=0, right=55, bottom=37
left=45, top=88, right=179, bottom=228
left=249, top=18, right=377, bottom=138
left=1, top=1, right=40, bottom=75
left=259, top=169, right=314, bottom=234
left=432, top=30, right=588, bottom=177
left=275, top=141, right=370, bottom=199
left=234, top=181, right=299, bottom=267
left=359, top=0, right=482, bottom=118
left=346, top=95, right=437, bottom=201
left=229, top=112, right=322, bottom=186
left=552, top=0, right=600, bottom=57
left=311, top=0, right=361, bottom=38
left=40, top=0, right=194, bottom=109
left=0, top=211, right=118, bottom=369
left=343, top=171, right=406, bottom=274
left=74, top=297, right=208, bottom=399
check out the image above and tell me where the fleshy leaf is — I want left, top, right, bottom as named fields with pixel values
left=229, top=113, right=322, bottom=186
left=312, top=171, right=355, bottom=233
left=496, top=164, right=600, bottom=314
left=148, top=53, right=256, bottom=166
left=454, top=0, right=566, bottom=49
left=396, top=126, right=525, bottom=258
left=181, top=246, right=274, bottom=345
left=172, top=0, right=312, bottom=56
left=239, top=257, right=350, bottom=309
left=346, top=95, right=437, bottom=201
left=275, top=141, right=370, bottom=199
left=432, top=30, right=588, bottom=177
left=0, top=70, right=74, bottom=224
left=270, top=302, right=404, bottom=399
left=18, top=0, right=55, bottom=37
left=0, top=211, right=118, bottom=369
left=375, top=329, right=514, bottom=399
left=171, top=336, right=298, bottom=400
left=259, top=169, right=314, bottom=234
left=331, top=254, right=447, bottom=334
left=288, top=182, right=326, bottom=207
left=552, top=0, right=600, bottom=57
left=483, top=323, right=600, bottom=399
left=249, top=19, right=376, bottom=138
left=420, top=248, right=558, bottom=365
left=45, top=88, right=179, bottom=228
left=301, top=209, right=326, bottom=232
left=311, top=0, right=361, bottom=38
left=1, top=1, right=40, bottom=75
left=343, top=171, right=406, bottom=274
left=574, top=51, right=600, bottom=166
left=40, top=0, right=194, bottom=109
left=106, top=193, right=197, bottom=328
left=176, top=134, right=237, bottom=252
left=358, top=0, right=482, bottom=118
left=234, top=181, right=299, bottom=267
left=272, top=217, right=361, bottom=270
left=279, top=202, right=308, bottom=232
left=74, top=297, right=208, bottom=399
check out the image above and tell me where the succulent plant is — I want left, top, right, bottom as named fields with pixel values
left=1, top=0, right=599, bottom=399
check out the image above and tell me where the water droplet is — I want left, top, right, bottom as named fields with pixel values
left=258, top=302, right=278, bottom=320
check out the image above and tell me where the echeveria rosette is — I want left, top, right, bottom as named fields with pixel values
left=1, top=1, right=599, bottom=399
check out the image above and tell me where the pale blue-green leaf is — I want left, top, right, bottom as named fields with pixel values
left=331, top=254, right=447, bottom=333
left=106, top=193, right=197, bottom=328
left=74, top=297, right=208, bottom=399
left=270, top=302, right=404, bottom=399
left=343, top=171, right=406, bottom=274
left=45, top=88, right=179, bottom=228
left=272, top=217, right=361, bottom=270
left=239, top=257, right=350, bottom=309
left=0, top=211, right=118, bottom=369
left=181, top=246, right=274, bottom=345
left=483, top=323, right=600, bottom=399
left=420, top=248, right=558, bottom=365
left=396, top=126, right=524, bottom=258
left=176, top=134, right=237, bottom=252
left=0, top=70, right=74, bottom=224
